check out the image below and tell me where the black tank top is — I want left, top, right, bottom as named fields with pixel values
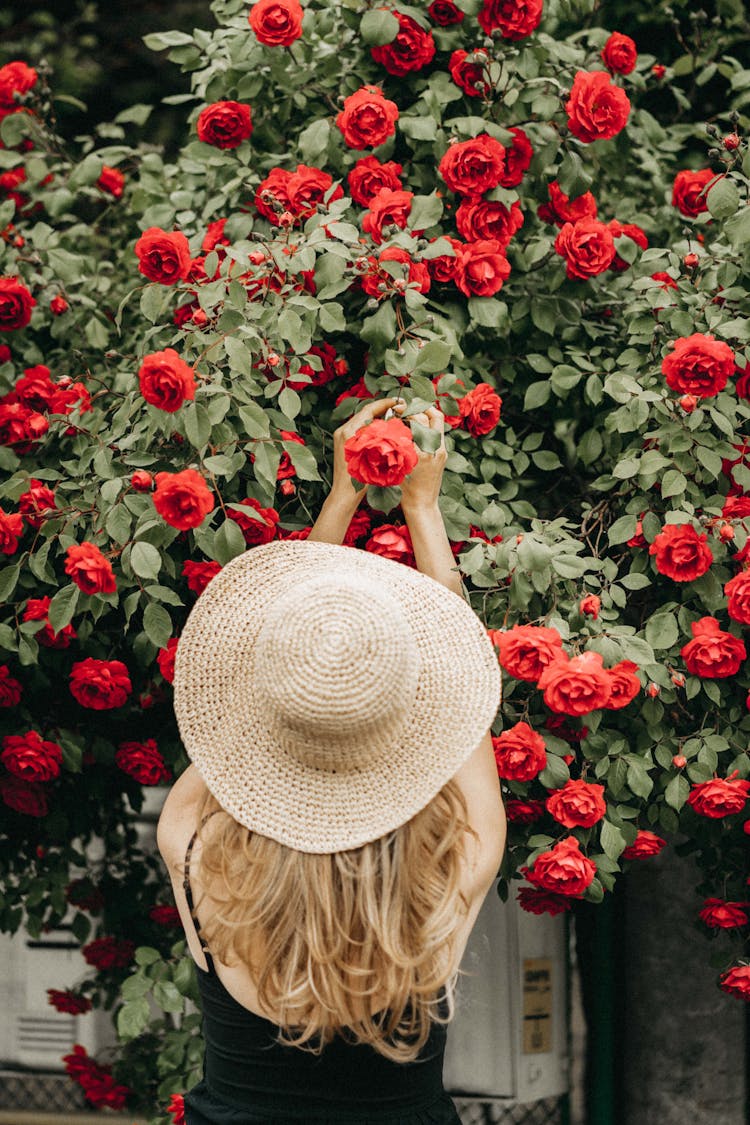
left=182, top=824, right=461, bottom=1125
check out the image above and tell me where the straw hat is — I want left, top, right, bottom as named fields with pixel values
left=172, top=539, right=501, bottom=853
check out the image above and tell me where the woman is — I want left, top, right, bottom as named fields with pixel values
left=158, top=396, right=506, bottom=1125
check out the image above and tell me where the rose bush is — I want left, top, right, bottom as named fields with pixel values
left=0, top=0, right=749, bottom=1117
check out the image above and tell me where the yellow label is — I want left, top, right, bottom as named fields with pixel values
left=522, top=957, right=553, bottom=1054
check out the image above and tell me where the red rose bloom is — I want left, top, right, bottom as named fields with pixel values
left=492, top=721, right=547, bottom=781
left=672, top=169, right=716, bottom=218
left=371, top=13, right=435, bottom=77
left=580, top=594, right=600, bottom=618
left=139, top=349, right=196, bottom=413
left=537, top=180, right=597, bottom=227
left=523, top=836, right=597, bottom=897
left=517, top=887, right=573, bottom=916
left=0, top=665, right=22, bottom=706
left=605, top=660, right=641, bottom=709
left=167, top=1094, right=187, bottom=1125
left=698, top=898, right=749, bottom=929
left=497, top=126, right=533, bottom=187
left=255, top=167, right=293, bottom=223
left=455, top=197, right=523, bottom=248
left=428, top=0, right=464, bottom=24
left=69, top=658, right=132, bottom=710
left=153, top=468, right=215, bottom=530
left=336, top=86, right=400, bottom=151
left=478, top=0, right=543, bottom=39
left=505, top=798, right=546, bottom=823
left=150, top=904, right=181, bottom=926
left=565, top=70, right=631, bottom=143
left=492, top=624, right=563, bottom=682
left=438, top=134, right=506, bottom=195
left=342, top=508, right=372, bottom=547
left=82, top=936, right=135, bottom=971
left=182, top=558, right=222, bottom=594
left=427, top=236, right=462, bottom=284
left=651, top=271, right=678, bottom=292
left=115, top=739, right=171, bottom=786
left=1, top=730, right=62, bottom=782
left=156, top=636, right=179, bottom=684
left=64, top=542, right=117, bottom=595
left=449, top=49, right=492, bottom=99
left=47, top=989, right=92, bottom=1015
left=66, top=878, right=104, bottom=913
left=365, top=524, right=416, bottom=568
left=0, top=775, right=48, bottom=816
left=134, top=228, right=191, bottom=285
left=725, top=571, right=750, bottom=625
left=13, top=363, right=55, bottom=409
left=347, top=157, right=403, bottom=206
left=344, top=417, right=418, bottom=487
left=97, top=166, right=125, bottom=198
left=361, top=188, right=414, bottom=244
left=538, top=650, right=612, bottom=715
left=0, top=276, right=35, bottom=330
left=554, top=218, right=615, bottom=279
left=286, top=164, right=343, bottom=219
left=228, top=497, right=280, bottom=545
left=458, top=383, right=502, bottom=435
left=0, top=61, right=37, bottom=107
left=601, top=32, right=637, bottom=75
left=681, top=617, right=746, bottom=679
left=276, top=430, right=306, bottom=478
left=648, top=523, right=713, bottom=582
left=0, top=401, right=48, bottom=450
left=661, top=333, right=735, bottom=398
left=249, top=0, right=304, bottom=45
left=621, top=830, right=667, bottom=860
left=686, top=772, right=750, bottom=818
left=453, top=239, right=511, bottom=297
left=196, top=101, right=252, bottom=149
left=608, top=219, right=648, bottom=270
left=546, top=779, right=606, bottom=828
left=719, top=965, right=750, bottom=1001
left=23, top=596, right=76, bottom=648
left=0, top=507, right=23, bottom=553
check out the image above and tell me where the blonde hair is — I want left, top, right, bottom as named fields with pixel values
left=190, top=777, right=478, bottom=1063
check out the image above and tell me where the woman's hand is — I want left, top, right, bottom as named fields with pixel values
left=329, top=396, right=402, bottom=508
left=396, top=404, right=447, bottom=515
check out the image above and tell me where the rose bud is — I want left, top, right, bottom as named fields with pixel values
left=516, top=534, right=523, bottom=544
left=652, top=64, right=666, bottom=79
left=719, top=523, right=735, bottom=541
left=279, top=479, right=296, bottom=496
left=670, top=672, right=686, bottom=687
left=130, top=470, right=153, bottom=492
left=562, top=753, right=575, bottom=765
left=267, top=352, right=281, bottom=366
left=646, top=683, right=660, bottom=698
left=683, top=252, right=699, bottom=269
left=580, top=594, right=601, bottom=619
left=672, top=754, right=687, bottom=768
left=50, top=295, right=68, bottom=315
left=723, top=133, right=740, bottom=150
left=679, top=394, right=698, bottom=413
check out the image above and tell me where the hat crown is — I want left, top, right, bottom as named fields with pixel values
left=254, top=572, right=420, bottom=772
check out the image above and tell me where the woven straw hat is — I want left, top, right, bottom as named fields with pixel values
left=172, top=539, right=501, bottom=853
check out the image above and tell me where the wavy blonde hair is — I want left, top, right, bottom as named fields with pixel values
left=189, top=776, right=478, bottom=1063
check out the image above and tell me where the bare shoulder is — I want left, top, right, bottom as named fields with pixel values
left=452, top=729, right=507, bottom=898
left=156, top=764, right=210, bottom=863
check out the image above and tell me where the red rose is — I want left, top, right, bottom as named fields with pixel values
left=546, top=779, right=606, bottom=828
left=601, top=31, right=637, bottom=75
left=82, top=936, right=135, bottom=971
left=344, top=417, right=418, bottom=487
left=458, top=382, right=502, bottom=435
left=449, top=49, right=492, bottom=99
left=150, top=904, right=181, bottom=926
left=492, top=720, right=547, bottom=781
left=1, top=730, right=62, bottom=782
left=49, top=295, right=68, bottom=315
left=681, top=617, right=746, bottom=678
left=505, top=798, right=545, bottom=823
left=478, top=0, right=543, bottom=39
left=686, top=772, right=750, bottom=818
left=196, top=101, right=252, bottom=149
left=491, top=623, right=563, bottom=682
left=0, top=775, right=48, bottom=816
left=565, top=70, right=631, bottom=143
left=0, top=665, right=22, bottom=706
left=69, top=658, right=132, bottom=710
left=428, top=0, right=464, bottom=24
left=134, top=227, right=191, bottom=285
left=343, top=507, right=373, bottom=547
left=538, top=181, right=598, bottom=227
left=276, top=430, right=306, bottom=478
left=698, top=898, right=749, bottom=929
left=453, top=239, right=511, bottom=297
left=371, top=13, right=435, bottom=77
left=360, top=247, right=431, bottom=299
left=287, top=163, right=343, bottom=219
left=608, top=219, right=648, bottom=270
left=13, top=363, right=55, bottom=409
left=0, top=507, right=23, bottom=553
left=365, top=523, right=416, bottom=568
left=66, top=878, right=104, bottom=912
left=47, top=989, right=92, bottom=1015
left=336, top=86, right=400, bottom=150
left=347, top=157, right=403, bottom=206
left=228, top=496, right=279, bottom=545
left=97, top=166, right=125, bottom=198
left=517, top=887, right=573, bottom=916
left=361, top=188, right=414, bottom=244
left=115, top=739, right=171, bottom=786
left=580, top=594, right=600, bottom=618
left=0, top=61, right=37, bottom=107
left=255, top=167, right=293, bottom=223
left=64, top=542, right=117, bottom=595
left=182, top=560, right=222, bottom=595
left=249, top=0, right=303, bottom=45
left=0, top=401, right=48, bottom=449
left=138, top=348, right=197, bottom=413
left=167, top=1094, right=186, bottom=1125
left=130, top=470, right=153, bottom=492
left=672, top=169, right=716, bottom=218
left=455, top=197, right=523, bottom=248
left=0, top=276, right=35, bottom=330
left=202, top=219, right=230, bottom=253
left=621, top=830, right=667, bottom=859
left=523, top=836, right=597, bottom=897
left=719, top=964, right=750, bottom=1001
left=426, top=236, right=461, bottom=284
left=605, top=660, right=641, bottom=709
left=554, top=218, right=615, bottom=279
left=735, top=360, right=750, bottom=400
left=157, top=636, right=179, bottom=684
left=661, top=333, right=735, bottom=398
left=538, top=650, right=612, bottom=715
left=648, top=523, right=713, bottom=582
left=725, top=570, right=750, bottom=624
left=498, top=126, right=533, bottom=187
left=153, top=468, right=215, bottom=530
left=438, top=134, right=505, bottom=195
left=17, top=480, right=56, bottom=528
left=23, top=596, right=77, bottom=649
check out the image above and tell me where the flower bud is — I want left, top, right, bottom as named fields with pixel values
left=723, top=133, right=740, bottom=150
left=707, top=147, right=721, bottom=159
left=719, top=523, right=735, bottom=541
left=579, top=594, right=601, bottom=619
left=279, top=479, right=296, bottom=496
left=647, top=683, right=660, bottom=698
left=672, top=754, right=687, bottom=768
left=679, top=394, right=698, bottom=413
left=651, top=63, right=666, bottom=79
left=683, top=252, right=699, bottom=269
left=670, top=673, right=685, bottom=687
left=266, top=352, right=281, bottom=367
left=50, top=295, right=68, bottom=315
left=130, top=470, right=153, bottom=492
left=191, top=309, right=208, bottom=327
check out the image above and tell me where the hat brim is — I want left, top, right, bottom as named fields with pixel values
left=173, top=539, right=501, bottom=853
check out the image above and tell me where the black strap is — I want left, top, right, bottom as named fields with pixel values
left=183, top=811, right=221, bottom=975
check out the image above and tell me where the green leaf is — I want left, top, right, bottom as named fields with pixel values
left=214, top=519, right=247, bottom=565
left=47, top=584, right=80, bottom=633
left=599, top=819, right=627, bottom=861
left=661, top=469, right=687, bottom=498
left=626, top=760, right=653, bottom=799
left=665, top=773, right=690, bottom=811
left=468, top=297, right=508, bottom=328
left=117, top=998, right=151, bottom=1041
left=183, top=402, right=211, bottom=450
left=725, top=205, right=750, bottom=249
left=360, top=302, right=397, bottom=350
left=0, top=565, right=20, bottom=603
left=238, top=403, right=271, bottom=439
left=408, top=194, right=443, bottom=231
left=360, top=8, right=400, bottom=45
left=153, top=980, right=185, bottom=1013
left=413, top=339, right=453, bottom=373
left=645, top=612, right=678, bottom=650
left=131, top=541, right=162, bottom=580
left=524, top=381, right=551, bottom=410
left=608, top=514, right=637, bottom=546
left=298, top=118, right=330, bottom=163
left=706, top=176, right=740, bottom=220
left=282, top=441, right=321, bottom=482
left=556, top=150, right=593, bottom=197
left=135, top=945, right=161, bottom=966
left=279, top=387, right=301, bottom=420
left=411, top=420, right=442, bottom=454
left=538, top=754, right=569, bottom=789
left=105, top=505, right=133, bottom=545
left=143, top=602, right=173, bottom=649
left=142, top=30, right=194, bottom=49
